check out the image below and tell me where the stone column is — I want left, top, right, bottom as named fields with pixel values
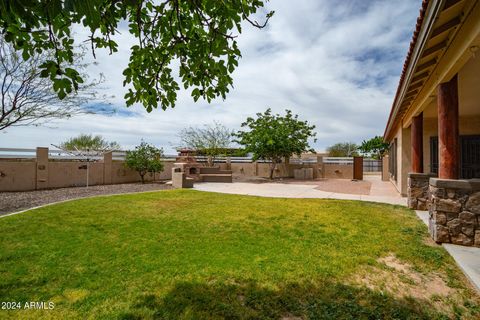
left=103, top=151, right=113, bottom=185
left=36, top=147, right=49, bottom=190
left=437, top=75, right=459, bottom=179
left=407, top=172, right=434, bottom=210
left=429, top=178, right=480, bottom=246
left=411, top=112, right=423, bottom=173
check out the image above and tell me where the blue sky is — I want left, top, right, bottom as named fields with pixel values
left=1, top=0, right=420, bottom=154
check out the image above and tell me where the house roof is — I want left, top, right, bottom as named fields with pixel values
left=383, top=0, right=475, bottom=141
left=383, top=0, right=430, bottom=140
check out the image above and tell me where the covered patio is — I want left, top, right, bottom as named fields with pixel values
left=384, top=0, right=480, bottom=246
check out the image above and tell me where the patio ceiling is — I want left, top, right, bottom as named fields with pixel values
left=384, top=0, right=480, bottom=141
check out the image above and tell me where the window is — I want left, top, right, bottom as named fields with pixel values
left=461, top=135, right=480, bottom=179
left=430, top=135, right=480, bottom=179
left=388, top=138, right=397, bottom=181
left=430, top=136, right=438, bottom=175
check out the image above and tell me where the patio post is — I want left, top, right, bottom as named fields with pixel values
left=411, top=112, right=423, bottom=173
left=36, top=147, right=49, bottom=190
left=437, top=75, right=459, bottom=179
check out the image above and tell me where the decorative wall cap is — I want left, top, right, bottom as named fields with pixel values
left=430, top=178, right=480, bottom=191
left=408, top=172, right=436, bottom=178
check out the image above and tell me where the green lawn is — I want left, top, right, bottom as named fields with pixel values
left=0, top=190, right=478, bottom=319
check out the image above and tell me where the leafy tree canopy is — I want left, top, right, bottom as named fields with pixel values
left=234, top=108, right=316, bottom=179
left=326, top=142, right=358, bottom=157
left=0, top=0, right=273, bottom=111
left=358, top=136, right=389, bottom=159
left=59, top=134, right=120, bottom=151
left=125, top=141, right=164, bottom=183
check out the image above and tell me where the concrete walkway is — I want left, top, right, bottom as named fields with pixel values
left=194, top=175, right=406, bottom=206
left=416, top=210, right=480, bottom=292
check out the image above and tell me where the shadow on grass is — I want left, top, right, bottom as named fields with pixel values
left=120, top=279, right=448, bottom=319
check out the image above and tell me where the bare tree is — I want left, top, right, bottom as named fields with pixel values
left=0, top=37, right=110, bottom=131
left=179, top=121, right=233, bottom=167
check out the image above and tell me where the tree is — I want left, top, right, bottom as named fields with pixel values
left=0, top=38, right=107, bottom=131
left=125, top=141, right=164, bottom=184
left=0, top=1, right=273, bottom=112
left=234, top=109, right=316, bottom=179
left=59, top=134, right=120, bottom=151
left=359, top=136, right=389, bottom=159
left=179, top=121, right=233, bottom=167
left=326, top=142, right=359, bottom=157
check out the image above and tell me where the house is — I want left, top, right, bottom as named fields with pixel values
left=384, top=0, right=480, bottom=246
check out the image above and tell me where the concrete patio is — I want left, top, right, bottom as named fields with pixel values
left=195, top=175, right=406, bottom=206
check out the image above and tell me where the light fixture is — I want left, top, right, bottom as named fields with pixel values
left=470, top=45, right=479, bottom=58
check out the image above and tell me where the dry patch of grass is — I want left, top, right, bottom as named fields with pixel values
left=351, top=253, right=477, bottom=318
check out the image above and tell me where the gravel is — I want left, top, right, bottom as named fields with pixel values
left=0, top=182, right=172, bottom=216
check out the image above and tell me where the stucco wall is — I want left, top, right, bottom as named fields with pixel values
left=389, top=125, right=411, bottom=196
left=0, top=161, right=36, bottom=191
left=323, top=164, right=353, bottom=179
left=0, top=158, right=175, bottom=192
left=0, top=156, right=358, bottom=191
left=48, top=162, right=105, bottom=188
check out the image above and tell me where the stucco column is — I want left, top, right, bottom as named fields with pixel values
left=437, top=75, right=459, bottom=179
left=226, top=157, right=231, bottom=171
left=411, top=112, right=424, bottom=173
left=36, top=147, right=49, bottom=190
left=103, top=151, right=112, bottom=185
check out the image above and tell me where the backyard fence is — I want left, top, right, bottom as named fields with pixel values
left=0, top=147, right=382, bottom=192
left=363, top=159, right=382, bottom=172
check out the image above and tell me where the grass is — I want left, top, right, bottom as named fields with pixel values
left=0, top=189, right=478, bottom=319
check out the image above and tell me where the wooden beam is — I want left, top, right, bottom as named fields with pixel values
left=408, top=81, right=425, bottom=91
left=405, top=90, right=418, bottom=99
left=443, top=0, right=462, bottom=11
left=411, top=71, right=429, bottom=83
left=438, top=75, right=459, bottom=179
left=416, top=58, right=437, bottom=72
left=411, top=113, right=424, bottom=173
left=421, top=41, right=447, bottom=58
left=431, top=16, right=462, bottom=38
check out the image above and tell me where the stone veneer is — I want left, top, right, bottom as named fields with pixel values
left=429, top=178, right=480, bottom=246
left=407, top=173, right=435, bottom=210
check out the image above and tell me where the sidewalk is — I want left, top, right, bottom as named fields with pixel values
left=416, top=211, right=480, bottom=292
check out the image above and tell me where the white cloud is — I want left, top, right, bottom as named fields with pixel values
left=1, top=0, right=420, bottom=154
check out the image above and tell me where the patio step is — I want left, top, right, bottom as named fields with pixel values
left=200, top=174, right=233, bottom=183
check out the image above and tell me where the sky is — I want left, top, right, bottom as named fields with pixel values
left=1, top=0, right=421, bottom=154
